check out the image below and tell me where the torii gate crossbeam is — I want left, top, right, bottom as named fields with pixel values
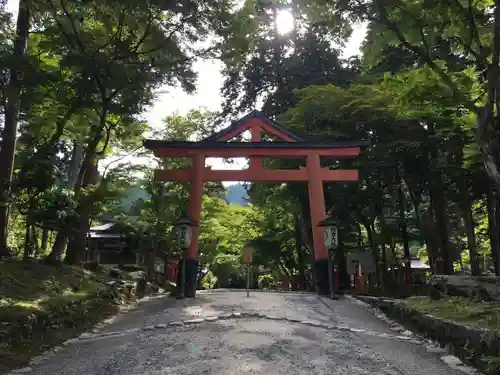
left=144, top=112, right=368, bottom=297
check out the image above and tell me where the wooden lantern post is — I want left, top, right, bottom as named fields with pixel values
left=318, top=216, right=339, bottom=299
left=173, top=215, right=198, bottom=298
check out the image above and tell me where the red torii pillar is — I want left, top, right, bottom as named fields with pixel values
left=307, top=153, right=329, bottom=266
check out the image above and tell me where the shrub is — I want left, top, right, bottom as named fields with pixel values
left=258, top=274, right=276, bottom=290
left=201, top=271, right=217, bottom=289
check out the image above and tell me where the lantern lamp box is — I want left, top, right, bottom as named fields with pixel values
left=174, top=216, right=198, bottom=249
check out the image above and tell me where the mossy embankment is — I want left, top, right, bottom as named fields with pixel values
left=0, top=259, right=156, bottom=373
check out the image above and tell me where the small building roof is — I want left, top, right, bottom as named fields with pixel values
left=411, top=258, right=431, bottom=269
left=90, top=223, right=117, bottom=232
left=388, top=258, right=431, bottom=271
left=89, top=233, right=124, bottom=239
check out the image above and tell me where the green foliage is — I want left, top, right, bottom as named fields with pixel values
left=220, top=1, right=356, bottom=119
left=201, top=271, right=218, bottom=290
left=0, top=259, right=153, bottom=373
left=0, top=0, right=246, bottom=261
left=3, top=0, right=500, bottom=307
left=407, top=297, right=500, bottom=331
left=258, top=274, right=276, bottom=290
left=32, top=188, right=78, bottom=231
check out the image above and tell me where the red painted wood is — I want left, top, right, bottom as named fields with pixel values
left=214, top=118, right=257, bottom=141
left=153, top=146, right=361, bottom=158
left=186, top=155, right=205, bottom=260
left=249, top=124, right=263, bottom=171
left=214, top=118, right=297, bottom=142
left=154, top=168, right=359, bottom=182
left=147, top=114, right=364, bottom=271
left=307, top=154, right=328, bottom=260
left=257, top=120, right=296, bottom=142
left=164, top=261, right=178, bottom=282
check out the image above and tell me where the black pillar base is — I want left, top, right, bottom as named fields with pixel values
left=174, top=259, right=198, bottom=298
left=314, top=259, right=330, bottom=296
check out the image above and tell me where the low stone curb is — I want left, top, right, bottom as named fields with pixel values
left=196, top=289, right=315, bottom=294
left=344, top=294, right=483, bottom=375
left=80, top=311, right=423, bottom=342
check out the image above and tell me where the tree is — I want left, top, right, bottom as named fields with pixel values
left=336, top=0, right=500, bottom=191
left=0, top=0, right=30, bottom=255
left=220, top=0, right=356, bottom=120
left=19, top=0, right=237, bottom=263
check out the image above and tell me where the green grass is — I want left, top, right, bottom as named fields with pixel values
left=407, top=296, right=500, bottom=331
left=0, top=259, right=132, bottom=372
left=0, top=260, right=123, bottom=320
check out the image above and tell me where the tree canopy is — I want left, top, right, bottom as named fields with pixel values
left=1, top=0, right=500, bottom=291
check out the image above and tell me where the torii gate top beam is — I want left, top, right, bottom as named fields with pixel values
left=143, top=139, right=369, bottom=158
left=144, top=111, right=369, bottom=158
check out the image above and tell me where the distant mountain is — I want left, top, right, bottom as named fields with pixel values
left=115, top=183, right=250, bottom=214
left=119, top=185, right=150, bottom=212
left=226, top=184, right=249, bottom=206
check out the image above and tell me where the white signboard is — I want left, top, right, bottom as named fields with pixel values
left=323, top=226, right=338, bottom=249
left=346, top=252, right=376, bottom=273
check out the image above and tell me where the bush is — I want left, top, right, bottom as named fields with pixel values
left=258, top=274, right=276, bottom=290
left=84, top=261, right=103, bottom=272
left=201, top=271, right=217, bottom=290
left=108, top=267, right=124, bottom=279
left=165, top=281, right=176, bottom=293
left=0, top=287, right=124, bottom=373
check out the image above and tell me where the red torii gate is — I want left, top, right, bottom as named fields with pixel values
left=144, top=111, right=367, bottom=297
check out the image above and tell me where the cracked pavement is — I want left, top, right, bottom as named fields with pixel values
left=12, top=291, right=474, bottom=375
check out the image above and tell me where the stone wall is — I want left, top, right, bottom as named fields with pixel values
left=359, top=296, right=500, bottom=375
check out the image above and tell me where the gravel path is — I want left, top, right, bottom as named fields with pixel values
left=10, top=291, right=476, bottom=375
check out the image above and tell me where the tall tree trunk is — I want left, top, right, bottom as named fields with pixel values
left=364, top=223, right=380, bottom=283
left=427, top=137, right=453, bottom=274
left=397, top=167, right=412, bottom=283
left=63, top=112, right=106, bottom=265
left=48, top=141, right=85, bottom=261
left=294, top=215, right=307, bottom=290
left=0, top=0, right=30, bottom=255
left=381, top=243, right=388, bottom=286
left=50, top=234, right=67, bottom=262
left=412, top=201, right=435, bottom=270
left=65, top=162, right=99, bottom=265
left=41, top=229, right=49, bottom=253
left=488, top=187, right=500, bottom=275
left=460, top=176, right=480, bottom=275
left=378, top=210, right=389, bottom=286
left=67, top=141, right=84, bottom=188
left=22, top=219, right=31, bottom=260
left=65, top=108, right=109, bottom=265
left=31, top=225, right=40, bottom=255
